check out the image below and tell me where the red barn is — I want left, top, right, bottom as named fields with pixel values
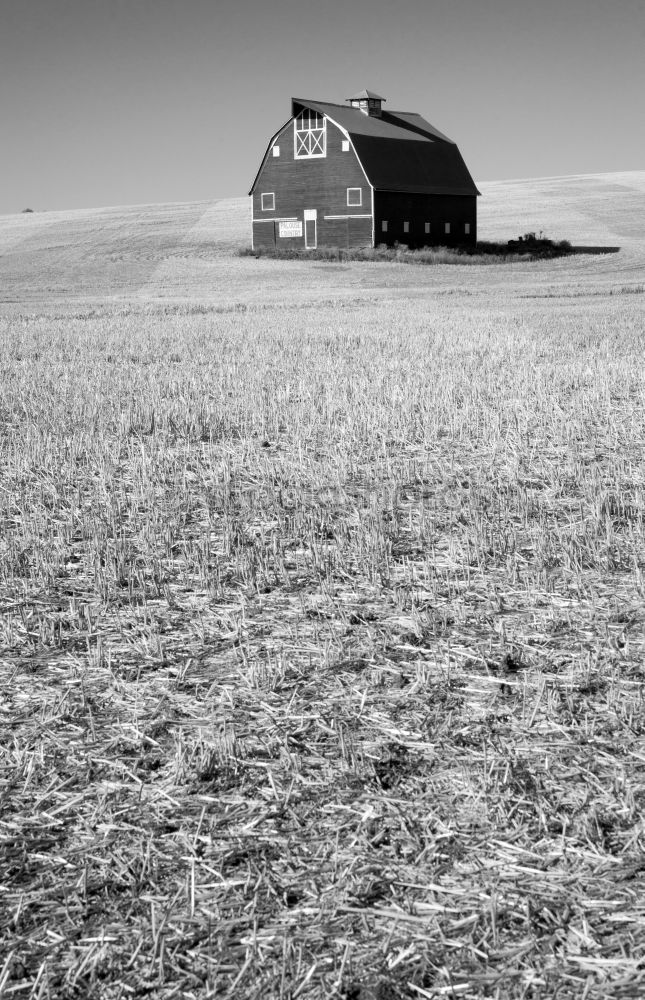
left=249, top=90, right=480, bottom=251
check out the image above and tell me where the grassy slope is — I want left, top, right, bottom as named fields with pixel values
left=1, top=176, right=645, bottom=1000
left=1, top=171, right=644, bottom=310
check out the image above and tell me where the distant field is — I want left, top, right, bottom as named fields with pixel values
left=1, top=175, right=645, bottom=999
left=1, top=171, right=644, bottom=310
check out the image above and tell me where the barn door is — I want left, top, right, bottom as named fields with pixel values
left=304, top=209, right=317, bottom=249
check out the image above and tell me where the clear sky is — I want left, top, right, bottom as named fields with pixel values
left=2, top=0, right=644, bottom=214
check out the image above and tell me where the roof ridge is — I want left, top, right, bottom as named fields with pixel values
left=292, top=98, right=350, bottom=110
left=294, top=97, right=421, bottom=117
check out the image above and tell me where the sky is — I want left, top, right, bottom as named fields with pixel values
left=1, top=0, right=644, bottom=214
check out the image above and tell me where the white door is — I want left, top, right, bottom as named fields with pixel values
left=304, top=209, right=317, bottom=249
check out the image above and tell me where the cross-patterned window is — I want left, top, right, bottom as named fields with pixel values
left=294, top=109, right=326, bottom=158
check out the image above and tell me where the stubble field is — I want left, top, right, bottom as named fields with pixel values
left=1, top=172, right=645, bottom=999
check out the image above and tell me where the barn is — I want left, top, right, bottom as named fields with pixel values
left=249, top=90, right=480, bottom=251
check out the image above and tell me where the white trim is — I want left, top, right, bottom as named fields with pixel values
left=324, top=115, right=372, bottom=188
left=347, top=187, right=362, bottom=207
left=341, top=139, right=350, bottom=151
left=260, top=192, right=275, bottom=211
left=304, top=209, right=317, bottom=249
left=324, top=214, right=372, bottom=220
left=321, top=112, right=375, bottom=244
left=248, top=116, right=291, bottom=194
left=253, top=217, right=298, bottom=224
left=272, top=145, right=280, bottom=157
left=294, top=111, right=327, bottom=159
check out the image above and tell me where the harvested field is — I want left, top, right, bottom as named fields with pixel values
left=1, top=172, right=645, bottom=999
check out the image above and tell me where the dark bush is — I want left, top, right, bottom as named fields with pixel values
left=238, top=237, right=579, bottom=266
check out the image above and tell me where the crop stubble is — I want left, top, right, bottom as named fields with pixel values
left=1, top=287, right=645, bottom=999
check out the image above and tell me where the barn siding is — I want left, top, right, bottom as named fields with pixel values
left=374, top=192, right=477, bottom=248
left=253, top=221, right=277, bottom=249
left=252, top=118, right=373, bottom=250
left=322, top=219, right=350, bottom=248
left=348, top=216, right=372, bottom=247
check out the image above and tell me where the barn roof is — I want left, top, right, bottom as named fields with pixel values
left=249, top=97, right=480, bottom=197
left=292, top=99, right=480, bottom=197
left=293, top=99, right=453, bottom=144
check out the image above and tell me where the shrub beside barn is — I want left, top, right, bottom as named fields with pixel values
left=249, top=90, right=480, bottom=251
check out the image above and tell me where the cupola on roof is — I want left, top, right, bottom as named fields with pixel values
left=347, top=89, right=386, bottom=117
left=347, top=89, right=386, bottom=102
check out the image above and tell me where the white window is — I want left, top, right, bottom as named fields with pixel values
left=341, top=139, right=350, bottom=152
left=347, top=187, right=362, bottom=207
left=464, top=223, right=471, bottom=235
left=261, top=192, right=275, bottom=211
left=272, top=145, right=280, bottom=157
left=403, top=221, right=410, bottom=233
left=445, top=222, right=451, bottom=235
left=424, top=222, right=430, bottom=234
left=294, top=109, right=326, bottom=158
left=381, top=221, right=388, bottom=232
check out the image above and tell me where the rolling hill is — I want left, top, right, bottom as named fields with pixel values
left=0, top=171, right=643, bottom=310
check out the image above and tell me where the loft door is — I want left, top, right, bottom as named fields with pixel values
left=304, top=209, right=317, bottom=249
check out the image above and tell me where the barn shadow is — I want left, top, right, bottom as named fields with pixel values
left=472, top=240, right=621, bottom=259
left=560, top=245, right=621, bottom=255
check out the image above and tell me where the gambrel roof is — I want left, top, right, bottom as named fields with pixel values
left=295, top=99, right=479, bottom=197
left=249, top=96, right=480, bottom=198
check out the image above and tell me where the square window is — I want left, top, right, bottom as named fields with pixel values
left=272, top=146, right=280, bottom=157
left=347, top=187, right=362, bottom=207
left=445, top=222, right=451, bottom=235
left=403, top=221, right=410, bottom=233
left=424, top=222, right=430, bottom=234
left=342, top=139, right=350, bottom=152
left=464, top=222, right=471, bottom=234
left=381, top=221, right=388, bottom=232
left=261, top=192, right=275, bottom=211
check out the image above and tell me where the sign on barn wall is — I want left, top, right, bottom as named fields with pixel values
left=279, top=220, right=303, bottom=238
